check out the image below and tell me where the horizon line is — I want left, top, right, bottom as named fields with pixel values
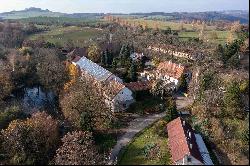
left=1, top=7, right=249, bottom=15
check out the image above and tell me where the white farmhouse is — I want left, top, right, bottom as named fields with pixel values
left=140, top=61, right=191, bottom=90
left=103, top=80, right=134, bottom=112
left=72, top=56, right=134, bottom=112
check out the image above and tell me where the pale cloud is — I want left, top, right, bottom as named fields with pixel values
left=0, top=0, right=249, bottom=13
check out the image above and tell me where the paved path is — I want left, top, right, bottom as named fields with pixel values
left=108, top=95, right=193, bottom=165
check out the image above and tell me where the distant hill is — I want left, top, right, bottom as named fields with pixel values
left=0, top=7, right=105, bottom=20
left=0, top=7, right=248, bottom=24
left=0, top=7, right=65, bottom=19
left=129, top=10, right=249, bottom=24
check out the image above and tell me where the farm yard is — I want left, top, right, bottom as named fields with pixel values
left=28, top=26, right=103, bottom=47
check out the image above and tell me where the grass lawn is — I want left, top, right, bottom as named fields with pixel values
left=127, top=96, right=163, bottom=115
left=118, top=119, right=171, bottom=165
left=28, top=26, right=102, bottom=47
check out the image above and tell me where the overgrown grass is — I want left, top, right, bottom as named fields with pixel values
left=118, top=119, right=171, bottom=165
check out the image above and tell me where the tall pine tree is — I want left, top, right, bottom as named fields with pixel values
left=129, top=62, right=137, bottom=82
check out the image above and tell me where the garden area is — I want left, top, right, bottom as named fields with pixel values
left=127, top=96, right=163, bottom=115
left=118, top=118, right=171, bottom=165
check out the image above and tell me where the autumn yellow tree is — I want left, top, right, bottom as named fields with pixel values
left=87, top=44, right=101, bottom=63
left=199, top=21, right=206, bottom=41
left=227, top=21, right=241, bottom=44
left=64, top=62, right=79, bottom=90
left=179, top=20, right=184, bottom=31
left=227, top=31, right=234, bottom=44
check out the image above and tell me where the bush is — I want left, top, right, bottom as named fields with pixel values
left=223, top=81, right=242, bottom=118
left=0, top=106, right=26, bottom=130
left=165, top=97, right=178, bottom=122
left=201, top=71, right=214, bottom=91
left=152, top=120, right=168, bottom=138
left=239, top=80, right=249, bottom=94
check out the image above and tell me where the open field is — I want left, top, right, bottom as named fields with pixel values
left=118, top=119, right=171, bottom=165
left=179, top=30, right=235, bottom=44
left=110, top=18, right=233, bottom=44
left=28, top=26, right=102, bottom=47
left=123, top=18, right=216, bottom=31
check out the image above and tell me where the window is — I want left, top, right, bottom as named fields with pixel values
left=187, top=157, right=191, bottom=162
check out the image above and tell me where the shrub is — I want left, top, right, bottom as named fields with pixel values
left=0, top=106, right=26, bottom=130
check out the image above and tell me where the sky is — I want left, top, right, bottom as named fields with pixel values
left=0, top=0, right=249, bottom=13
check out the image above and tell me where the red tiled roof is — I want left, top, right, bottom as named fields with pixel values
left=68, top=48, right=88, bottom=60
left=167, top=117, right=203, bottom=164
left=102, top=80, right=125, bottom=99
left=157, top=61, right=185, bottom=80
left=124, top=81, right=152, bottom=91
left=72, top=56, right=81, bottom=63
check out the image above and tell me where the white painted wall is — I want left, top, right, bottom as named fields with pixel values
left=105, top=87, right=135, bottom=112
left=175, top=155, right=204, bottom=165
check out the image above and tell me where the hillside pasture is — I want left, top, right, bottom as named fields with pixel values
left=28, top=26, right=102, bottom=47
left=116, top=18, right=232, bottom=44
left=179, top=30, right=234, bottom=44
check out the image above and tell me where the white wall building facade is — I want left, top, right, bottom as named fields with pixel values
left=72, top=56, right=134, bottom=112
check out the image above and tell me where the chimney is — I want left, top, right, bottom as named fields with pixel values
left=179, top=64, right=181, bottom=68
left=189, top=132, right=191, bottom=139
left=183, top=120, right=185, bottom=126
left=190, top=143, right=193, bottom=149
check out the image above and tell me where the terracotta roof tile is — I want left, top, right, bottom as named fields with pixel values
left=124, top=81, right=152, bottom=91
left=68, top=48, right=88, bottom=60
left=167, top=117, right=203, bottom=164
left=102, top=80, right=125, bottom=99
left=157, top=61, right=185, bottom=79
left=72, top=56, right=81, bottom=63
